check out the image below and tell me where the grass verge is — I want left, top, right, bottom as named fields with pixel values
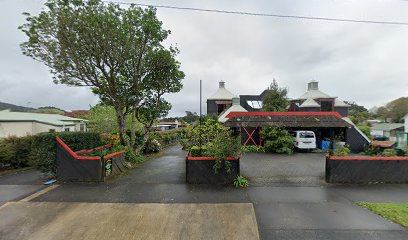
left=358, top=202, right=408, bottom=228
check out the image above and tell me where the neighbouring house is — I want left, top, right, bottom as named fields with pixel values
left=288, top=80, right=350, bottom=117
left=207, top=81, right=235, bottom=115
left=0, top=110, right=87, bottom=138
left=370, top=123, right=404, bottom=142
left=157, top=120, right=179, bottom=131
left=405, top=113, right=408, bottom=133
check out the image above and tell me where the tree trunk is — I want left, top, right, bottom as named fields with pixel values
left=134, top=127, right=150, bottom=154
left=130, top=111, right=137, bottom=148
left=115, top=106, right=130, bottom=147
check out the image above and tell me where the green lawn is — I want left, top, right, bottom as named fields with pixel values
left=358, top=202, right=408, bottom=228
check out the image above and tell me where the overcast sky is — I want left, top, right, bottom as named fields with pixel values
left=1, top=0, right=408, bottom=116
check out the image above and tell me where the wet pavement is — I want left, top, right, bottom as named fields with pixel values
left=241, top=152, right=326, bottom=185
left=2, top=145, right=408, bottom=239
left=0, top=169, right=47, bottom=205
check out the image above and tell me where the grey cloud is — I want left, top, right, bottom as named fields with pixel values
left=1, top=0, right=407, bottom=116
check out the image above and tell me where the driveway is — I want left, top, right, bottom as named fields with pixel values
left=241, top=152, right=326, bottom=185
left=1, top=145, right=408, bottom=240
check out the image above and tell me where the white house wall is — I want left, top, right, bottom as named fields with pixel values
left=0, top=122, right=34, bottom=137
left=405, top=115, right=408, bottom=132
left=0, top=121, right=78, bottom=138
left=370, top=129, right=384, bottom=137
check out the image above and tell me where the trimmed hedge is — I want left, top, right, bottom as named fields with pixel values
left=190, top=146, right=207, bottom=157
left=29, top=132, right=102, bottom=173
left=0, top=136, right=33, bottom=169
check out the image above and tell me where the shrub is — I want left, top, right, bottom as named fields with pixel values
left=125, top=147, right=145, bottom=164
left=262, top=127, right=294, bottom=154
left=29, top=132, right=102, bottom=173
left=205, top=131, right=241, bottom=174
left=0, top=139, right=16, bottom=168
left=0, top=136, right=33, bottom=169
left=382, top=149, right=397, bottom=157
left=143, top=138, right=161, bottom=153
left=333, top=145, right=351, bottom=156
left=357, top=125, right=371, bottom=138
left=364, top=145, right=383, bottom=156
left=150, top=129, right=182, bottom=147
left=180, top=119, right=225, bottom=149
left=403, top=146, right=408, bottom=156
left=241, top=145, right=265, bottom=153
left=190, top=146, right=207, bottom=157
left=234, top=175, right=249, bottom=188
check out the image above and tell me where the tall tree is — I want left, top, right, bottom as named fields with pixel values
left=377, top=97, right=408, bottom=122
left=344, top=101, right=372, bottom=124
left=20, top=0, right=184, bottom=149
left=261, top=79, right=289, bottom=112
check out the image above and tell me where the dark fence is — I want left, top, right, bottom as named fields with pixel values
left=326, top=155, right=408, bottom=184
left=186, top=154, right=240, bottom=184
left=56, top=137, right=125, bottom=182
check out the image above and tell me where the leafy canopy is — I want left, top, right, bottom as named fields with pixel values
left=261, top=79, right=289, bottom=112
left=19, top=0, right=184, bottom=147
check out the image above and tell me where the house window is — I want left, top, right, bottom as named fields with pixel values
left=321, top=101, right=333, bottom=112
left=80, top=124, right=85, bottom=132
left=64, top=128, right=70, bottom=132
left=217, top=104, right=226, bottom=114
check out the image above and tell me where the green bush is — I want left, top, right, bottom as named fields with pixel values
left=125, top=147, right=145, bottom=164
left=382, top=149, right=397, bottom=157
left=364, top=145, right=383, bottom=156
left=190, top=146, right=207, bottom=157
left=333, top=145, right=351, bottom=156
left=403, top=146, right=408, bottom=156
left=29, top=132, right=102, bottom=173
left=262, top=127, right=294, bottom=154
left=0, top=136, right=33, bottom=169
left=180, top=119, right=225, bottom=150
left=357, top=125, right=371, bottom=138
left=143, top=138, right=161, bottom=153
left=150, top=129, right=182, bottom=147
left=0, top=139, right=16, bottom=168
left=206, top=131, right=242, bottom=174
left=241, top=145, right=265, bottom=153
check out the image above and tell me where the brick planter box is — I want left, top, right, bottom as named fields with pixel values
left=186, top=153, right=240, bottom=184
left=326, top=155, right=408, bottom=184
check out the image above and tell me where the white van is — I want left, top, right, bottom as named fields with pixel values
left=292, top=131, right=317, bottom=150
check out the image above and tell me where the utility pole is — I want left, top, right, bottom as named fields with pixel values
left=199, top=80, right=202, bottom=155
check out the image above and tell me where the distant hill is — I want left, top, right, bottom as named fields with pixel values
left=0, top=101, right=35, bottom=112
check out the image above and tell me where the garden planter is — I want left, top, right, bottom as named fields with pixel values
left=326, top=155, right=408, bottom=184
left=56, top=137, right=126, bottom=182
left=186, top=153, right=240, bottom=184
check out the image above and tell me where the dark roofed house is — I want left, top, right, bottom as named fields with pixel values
left=207, top=81, right=235, bottom=115
left=289, top=81, right=350, bottom=117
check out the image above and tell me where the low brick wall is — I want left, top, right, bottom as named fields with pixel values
left=326, top=155, right=408, bottom=184
left=186, top=155, right=240, bottom=184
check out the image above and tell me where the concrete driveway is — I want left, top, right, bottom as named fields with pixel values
left=241, top=152, right=326, bottom=185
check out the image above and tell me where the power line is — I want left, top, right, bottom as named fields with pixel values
left=107, top=1, right=408, bottom=26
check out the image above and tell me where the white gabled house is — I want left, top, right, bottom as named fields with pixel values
left=0, top=110, right=87, bottom=138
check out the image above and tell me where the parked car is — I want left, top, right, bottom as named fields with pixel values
left=291, top=131, right=317, bottom=150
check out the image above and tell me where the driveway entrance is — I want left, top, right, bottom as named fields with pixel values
left=241, top=152, right=326, bottom=185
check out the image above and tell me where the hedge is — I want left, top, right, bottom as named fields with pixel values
left=0, top=136, right=33, bottom=169
left=29, top=132, right=102, bottom=174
